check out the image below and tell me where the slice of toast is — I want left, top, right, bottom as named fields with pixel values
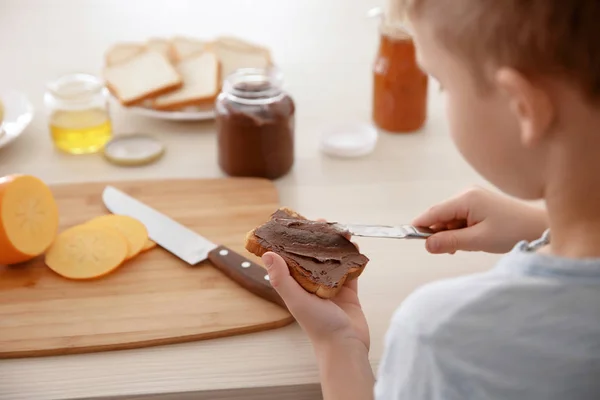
left=170, top=36, right=206, bottom=62
left=212, top=35, right=269, bottom=52
left=208, top=39, right=272, bottom=79
left=146, top=37, right=173, bottom=62
left=103, top=50, right=182, bottom=106
left=105, top=42, right=146, bottom=66
left=151, top=51, right=220, bottom=111
left=245, top=207, right=369, bottom=299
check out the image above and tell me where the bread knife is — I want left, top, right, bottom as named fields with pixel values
left=101, top=185, right=287, bottom=310
left=328, top=223, right=434, bottom=239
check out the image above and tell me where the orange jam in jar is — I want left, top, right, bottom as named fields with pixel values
left=372, top=23, right=428, bottom=133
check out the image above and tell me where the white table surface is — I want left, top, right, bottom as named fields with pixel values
left=0, top=1, right=502, bottom=399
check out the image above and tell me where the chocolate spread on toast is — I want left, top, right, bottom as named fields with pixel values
left=254, top=210, right=369, bottom=287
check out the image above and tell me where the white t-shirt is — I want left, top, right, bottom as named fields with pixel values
left=374, top=231, right=600, bottom=399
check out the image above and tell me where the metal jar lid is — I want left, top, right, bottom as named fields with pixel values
left=102, top=133, right=165, bottom=166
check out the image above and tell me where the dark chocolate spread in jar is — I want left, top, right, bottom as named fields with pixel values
left=215, top=68, right=295, bottom=180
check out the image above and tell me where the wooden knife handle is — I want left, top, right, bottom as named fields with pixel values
left=207, top=245, right=288, bottom=310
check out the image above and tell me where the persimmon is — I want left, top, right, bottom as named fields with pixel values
left=0, top=174, right=59, bottom=265
left=141, top=239, right=157, bottom=252
left=45, top=224, right=128, bottom=280
left=86, top=214, right=148, bottom=259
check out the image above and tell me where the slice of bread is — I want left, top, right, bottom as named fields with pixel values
left=151, top=51, right=220, bottom=111
left=105, top=42, right=146, bottom=66
left=245, top=207, right=369, bottom=299
left=170, top=36, right=206, bottom=62
left=146, top=37, right=173, bottom=62
left=209, top=39, right=272, bottom=79
left=103, top=50, right=182, bottom=106
left=213, top=36, right=268, bottom=52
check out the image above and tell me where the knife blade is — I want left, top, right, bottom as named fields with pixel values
left=329, top=223, right=434, bottom=239
left=268, top=217, right=433, bottom=239
left=101, top=185, right=287, bottom=310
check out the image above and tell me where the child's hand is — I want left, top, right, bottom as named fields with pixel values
left=262, top=251, right=369, bottom=351
left=412, top=187, right=549, bottom=254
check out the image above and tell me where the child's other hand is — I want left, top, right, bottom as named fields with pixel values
left=262, top=251, right=369, bottom=351
left=413, top=187, right=548, bottom=254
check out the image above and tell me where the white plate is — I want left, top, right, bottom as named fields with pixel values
left=111, top=95, right=215, bottom=121
left=0, top=90, right=34, bottom=149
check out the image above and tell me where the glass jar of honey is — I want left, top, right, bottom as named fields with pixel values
left=44, top=73, right=113, bottom=154
left=372, top=15, right=428, bottom=133
left=215, top=67, right=295, bottom=180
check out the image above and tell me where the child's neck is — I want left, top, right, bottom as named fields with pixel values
left=545, top=183, right=600, bottom=259
left=543, top=103, right=600, bottom=259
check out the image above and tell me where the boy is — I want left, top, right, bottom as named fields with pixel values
left=261, top=0, right=600, bottom=398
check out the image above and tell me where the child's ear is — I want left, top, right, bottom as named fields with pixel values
left=495, top=68, right=555, bottom=148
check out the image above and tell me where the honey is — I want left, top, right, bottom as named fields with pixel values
left=44, top=73, right=113, bottom=154
left=50, top=108, right=112, bottom=154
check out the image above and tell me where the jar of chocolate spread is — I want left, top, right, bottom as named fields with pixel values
left=215, top=67, right=295, bottom=180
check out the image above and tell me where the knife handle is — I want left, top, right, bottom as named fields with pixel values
left=207, top=245, right=288, bottom=310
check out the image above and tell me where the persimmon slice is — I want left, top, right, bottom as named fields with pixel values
left=86, top=215, right=148, bottom=259
left=141, top=239, right=157, bottom=252
left=0, top=174, right=59, bottom=265
left=45, top=225, right=128, bottom=279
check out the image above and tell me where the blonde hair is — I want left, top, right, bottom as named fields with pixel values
left=398, top=0, right=600, bottom=101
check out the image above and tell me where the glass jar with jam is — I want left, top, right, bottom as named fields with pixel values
left=215, top=67, right=295, bottom=180
left=372, top=12, right=428, bottom=133
left=44, top=73, right=113, bottom=154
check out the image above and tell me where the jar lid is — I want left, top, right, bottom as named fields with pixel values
left=102, top=133, right=165, bottom=166
left=367, top=5, right=413, bottom=39
left=47, top=73, right=104, bottom=102
left=319, top=123, right=378, bottom=158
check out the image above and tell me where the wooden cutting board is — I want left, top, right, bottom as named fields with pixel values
left=0, top=177, right=294, bottom=359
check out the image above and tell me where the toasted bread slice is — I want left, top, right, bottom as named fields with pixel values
left=146, top=37, right=173, bottom=61
left=209, top=39, right=272, bottom=79
left=105, top=42, right=146, bottom=66
left=245, top=207, right=369, bottom=299
left=151, top=51, right=220, bottom=111
left=212, top=35, right=268, bottom=52
left=103, top=50, right=182, bottom=106
left=170, top=36, right=206, bottom=62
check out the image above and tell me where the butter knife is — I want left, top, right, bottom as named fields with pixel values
left=328, top=223, right=434, bottom=239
